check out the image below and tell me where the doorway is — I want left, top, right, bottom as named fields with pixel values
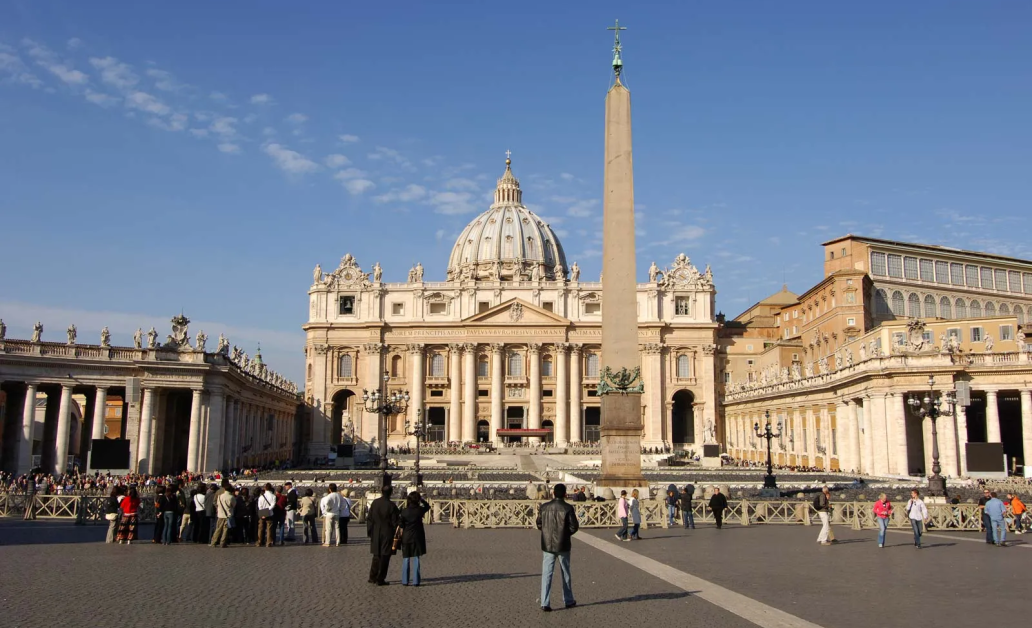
left=584, top=407, right=601, bottom=443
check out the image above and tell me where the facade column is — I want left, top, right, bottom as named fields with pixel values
left=462, top=344, right=477, bottom=442
left=490, top=344, right=504, bottom=444
left=204, top=390, right=226, bottom=473
left=644, top=344, right=664, bottom=447
left=869, top=394, right=890, bottom=476
left=555, top=343, right=569, bottom=445
left=137, top=388, right=155, bottom=474
left=223, top=398, right=234, bottom=469
left=956, top=405, right=969, bottom=477
left=985, top=390, right=1001, bottom=442
left=569, top=345, right=583, bottom=443
left=528, top=343, right=542, bottom=443
left=846, top=400, right=861, bottom=474
left=835, top=401, right=851, bottom=472
left=360, top=343, right=384, bottom=445
left=53, top=384, right=74, bottom=476
left=937, top=404, right=958, bottom=480
left=186, top=389, right=203, bottom=472
left=18, top=383, right=38, bottom=474
left=449, top=344, right=462, bottom=443
left=1020, top=390, right=1032, bottom=473
left=408, top=344, right=426, bottom=442
left=91, top=387, right=108, bottom=441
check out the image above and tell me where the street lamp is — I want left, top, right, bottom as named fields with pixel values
left=907, top=375, right=954, bottom=497
left=405, top=408, right=426, bottom=487
left=362, top=371, right=409, bottom=491
left=753, top=410, right=783, bottom=494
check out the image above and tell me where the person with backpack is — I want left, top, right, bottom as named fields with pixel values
left=814, top=486, right=835, bottom=546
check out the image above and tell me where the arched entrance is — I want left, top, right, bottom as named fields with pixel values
left=671, top=390, right=695, bottom=445
left=426, top=407, right=446, bottom=442
left=505, top=406, right=525, bottom=443
left=476, top=420, right=490, bottom=443
left=542, top=420, right=554, bottom=443
left=331, top=389, right=355, bottom=445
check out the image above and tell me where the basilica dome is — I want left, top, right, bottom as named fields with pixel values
left=447, top=158, right=568, bottom=282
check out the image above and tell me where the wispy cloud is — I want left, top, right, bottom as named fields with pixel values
left=146, top=67, right=186, bottom=92
left=368, top=146, right=411, bottom=168
left=0, top=45, right=44, bottom=88
left=250, top=93, right=272, bottom=105
left=22, top=38, right=87, bottom=85
left=89, top=56, right=138, bottom=90
left=218, top=142, right=240, bottom=154
left=263, top=142, right=319, bottom=175
left=324, top=153, right=350, bottom=168
left=286, top=112, right=307, bottom=124
left=428, top=191, right=477, bottom=215
left=374, top=184, right=427, bottom=204
left=339, top=134, right=360, bottom=143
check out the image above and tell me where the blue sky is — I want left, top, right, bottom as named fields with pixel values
left=1, top=1, right=1029, bottom=383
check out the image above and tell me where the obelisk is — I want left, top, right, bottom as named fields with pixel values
left=599, top=20, right=647, bottom=489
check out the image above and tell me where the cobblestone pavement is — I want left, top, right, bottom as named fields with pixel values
left=1, top=519, right=1026, bottom=628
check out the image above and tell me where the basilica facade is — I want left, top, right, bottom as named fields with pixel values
left=302, top=160, right=720, bottom=460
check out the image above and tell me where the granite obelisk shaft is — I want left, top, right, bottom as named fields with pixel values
left=599, top=75, right=646, bottom=487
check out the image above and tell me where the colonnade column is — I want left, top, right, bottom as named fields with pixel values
left=528, top=343, right=541, bottom=443
left=985, top=390, right=1001, bottom=442
left=846, top=400, right=861, bottom=474
left=204, top=390, right=226, bottom=473
left=644, top=344, right=664, bottom=446
left=569, top=344, right=582, bottom=443
left=137, top=388, right=155, bottom=474
left=1020, top=390, right=1032, bottom=473
left=52, top=384, right=74, bottom=476
left=490, top=344, right=504, bottom=444
left=868, top=394, right=889, bottom=476
left=91, top=387, right=108, bottom=441
left=462, top=344, right=477, bottom=442
left=956, top=404, right=969, bottom=477
left=408, top=344, right=425, bottom=440
left=186, top=389, right=203, bottom=472
left=889, top=393, right=908, bottom=476
left=835, top=401, right=850, bottom=472
left=449, top=344, right=462, bottom=443
left=938, top=404, right=958, bottom=481
left=555, top=343, right=569, bottom=446
left=18, top=383, right=37, bottom=474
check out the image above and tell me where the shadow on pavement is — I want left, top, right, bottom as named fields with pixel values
left=422, top=572, right=535, bottom=586
left=575, top=591, right=693, bottom=608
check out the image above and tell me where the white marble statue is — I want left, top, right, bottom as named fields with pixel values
left=818, top=357, right=829, bottom=374
left=648, top=261, right=660, bottom=282
left=407, top=265, right=417, bottom=283
left=983, top=334, right=994, bottom=353
left=1018, top=328, right=1026, bottom=353
left=31, top=321, right=43, bottom=343
left=196, top=330, right=207, bottom=351
left=133, top=328, right=143, bottom=349
left=66, top=324, right=77, bottom=345
left=217, top=333, right=229, bottom=355
left=531, top=263, right=540, bottom=282
left=570, top=262, right=580, bottom=282
left=100, top=327, right=111, bottom=347
left=805, top=362, right=814, bottom=378
left=0, top=318, right=5, bottom=340
left=859, top=342, right=867, bottom=361
left=939, top=333, right=949, bottom=354
left=373, top=262, right=382, bottom=282
left=415, top=262, right=424, bottom=281
left=313, top=264, right=322, bottom=284
left=147, top=327, right=158, bottom=349
left=554, top=263, right=564, bottom=280
left=846, top=349, right=854, bottom=367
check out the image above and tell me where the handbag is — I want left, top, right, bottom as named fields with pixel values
left=391, top=525, right=404, bottom=552
left=105, top=513, right=119, bottom=521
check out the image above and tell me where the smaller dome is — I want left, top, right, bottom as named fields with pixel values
left=447, top=157, right=568, bottom=282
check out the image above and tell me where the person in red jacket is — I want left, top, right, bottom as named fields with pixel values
left=872, top=493, right=893, bottom=548
left=117, top=487, right=141, bottom=544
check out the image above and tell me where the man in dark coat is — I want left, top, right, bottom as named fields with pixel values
left=535, top=483, right=578, bottom=612
left=367, top=485, right=400, bottom=586
left=708, top=487, right=729, bottom=529
left=680, top=484, right=696, bottom=529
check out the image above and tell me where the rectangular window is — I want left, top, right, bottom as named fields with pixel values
left=887, top=254, right=903, bottom=278
left=947, top=328, right=961, bottom=340
left=587, top=389, right=598, bottom=397
left=338, top=296, right=355, bottom=315
left=965, top=265, right=980, bottom=287
left=391, top=303, right=404, bottom=316
left=584, top=302, right=601, bottom=315
left=935, top=261, right=950, bottom=284
left=971, top=327, right=982, bottom=342
left=903, top=256, right=919, bottom=280
left=919, top=259, right=934, bottom=282
left=981, top=267, right=994, bottom=289
left=542, top=301, right=554, bottom=312
left=792, top=353, right=799, bottom=360
left=1009, top=271, right=1022, bottom=293
left=478, top=389, right=489, bottom=397
left=870, top=252, right=887, bottom=276
left=846, top=317, right=856, bottom=326
left=950, top=263, right=964, bottom=286
left=922, top=330, right=933, bottom=344
left=428, top=302, right=447, bottom=315
left=478, top=301, right=490, bottom=313
left=542, top=360, right=553, bottom=377
left=429, top=390, right=444, bottom=397
left=675, top=297, right=691, bottom=316
left=723, top=372, right=731, bottom=383
left=1000, top=325, right=1013, bottom=341
left=893, top=332, right=906, bottom=346
left=542, top=389, right=553, bottom=397
left=1024, top=273, right=1032, bottom=294
left=995, top=269, right=1008, bottom=291
left=746, top=359, right=754, bottom=367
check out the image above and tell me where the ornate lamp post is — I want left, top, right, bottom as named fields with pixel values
left=753, top=410, right=783, bottom=494
left=405, top=408, right=426, bottom=487
left=907, top=375, right=953, bottom=497
left=362, top=371, right=409, bottom=491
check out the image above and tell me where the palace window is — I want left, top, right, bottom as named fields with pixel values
left=971, top=327, right=982, bottom=343
left=950, top=263, right=964, bottom=286
left=675, top=297, right=691, bottom=316
left=1016, top=305, right=1026, bottom=325
left=999, top=303, right=1010, bottom=315
left=478, top=301, right=490, bottom=313
left=907, top=293, right=921, bottom=318
left=970, top=300, right=982, bottom=318
left=1025, top=273, right=1032, bottom=294
left=922, top=331, right=933, bottom=344
left=543, top=389, right=553, bottom=397
left=893, top=332, right=906, bottom=347
left=947, top=328, right=961, bottom=340
left=890, top=291, right=905, bottom=316
left=939, top=297, right=952, bottom=319
left=586, top=354, right=600, bottom=378
left=428, top=302, right=447, bottom=315
left=676, top=355, right=690, bottom=378
left=966, top=265, right=980, bottom=287
left=981, top=267, right=995, bottom=289
left=391, top=303, right=404, bottom=316
left=542, top=357, right=554, bottom=377
left=508, top=352, right=523, bottom=377
left=887, top=254, right=903, bottom=278
left=391, top=355, right=402, bottom=377
left=955, top=298, right=967, bottom=319
left=846, top=318, right=856, bottom=326
left=429, top=353, right=445, bottom=377
left=584, top=302, right=601, bottom=315
left=477, top=357, right=489, bottom=378
left=1009, top=271, right=1023, bottom=293
left=870, top=252, right=887, bottom=276
left=923, top=295, right=936, bottom=318
left=542, top=301, right=554, bottom=312
left=338, top=295, right=355, bottom=315
left=935, top=261, right=950, bottom=284
left=995, top=269, right=1008, bottom=291
left=875, top=289, right=890, bottom=316
left=903, top=256, right=919, bottom=280
left=1000, top=325, right=1013, bottom=341
left=338, top=354, right=353, bottom=378
left=985, top=302, right=996, bottom=316
left=919, top=259, right=934, bottom=282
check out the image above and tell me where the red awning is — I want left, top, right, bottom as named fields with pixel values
left=497, top=429, right=553, bottom=436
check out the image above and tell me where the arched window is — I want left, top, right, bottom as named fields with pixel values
left=969, top=300, right=982, bottom=318
left=999, top=303, right=1010, bottom=315
left=907, top=293, right=921, bottom=318
left=985, top=302, right=996, bottom=316
left=1016, top=305, right=1025, bottom=325
left=676, top=354, right=690, bottom=378
left=525, top=237, right=536, bottom=259
left=586, top=353, right=600, bottom=378
left=307, top=363, right=312, bottom=380
left=477, top=356, right=489, bottom=378
left=955, top=298, right=967, bottom=319
left=890, top=291, right=905, bottom=316
left=508, top=352, right=523, bottom=377
left=875, top=289, right=890, bottom=316
left=939, top=297, right=952, bottom=319
left=923, top=295, right=936, bottom=318
left=338, top=354, right=353, bottom=378
left=541, top=357, right=553, bottom=377
left=430, top=352, right=445, bottom=377
left=391, top=355, right=402, bottom=377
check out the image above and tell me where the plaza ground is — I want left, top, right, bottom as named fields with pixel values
left=0, top=519, right=1027, bottom=628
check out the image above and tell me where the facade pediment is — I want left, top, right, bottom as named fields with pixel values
left=462, top=298, right=570, bottom=326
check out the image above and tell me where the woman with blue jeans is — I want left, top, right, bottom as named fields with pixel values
left=161, top=487, right=178, bottom=545
left=872, top=494, right=893, bottom=548
left=905, top=490, right=929, bottom=549
left=614, top=491, right=629, bottom=541
left=399, top=491, right=431, bottom=586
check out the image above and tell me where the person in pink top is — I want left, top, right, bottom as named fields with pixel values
left=614, top=490, right=630, bottom=541
left=872, top=493, right=893, bottom=548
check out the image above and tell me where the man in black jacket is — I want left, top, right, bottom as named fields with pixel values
left=535, top=483, right=578, bottom=612
left=367, top=485, right=401, bottom=586
left=708, top=487, right=729, bottom=529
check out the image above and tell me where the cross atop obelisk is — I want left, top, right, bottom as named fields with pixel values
left=607, top=19, right=626, bottom=76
